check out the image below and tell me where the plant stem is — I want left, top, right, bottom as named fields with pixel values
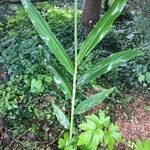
left=70, top=0, right=78, bottom=140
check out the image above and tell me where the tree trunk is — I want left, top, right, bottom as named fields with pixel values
left=81, top=0, right=101, bottom=35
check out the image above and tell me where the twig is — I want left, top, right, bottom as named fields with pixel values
left=49, top=130, right=64, bottom=145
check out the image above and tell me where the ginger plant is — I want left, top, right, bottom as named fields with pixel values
left=21, top=0, right=143, bottom=144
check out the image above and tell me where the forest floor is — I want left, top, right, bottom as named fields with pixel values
left=0, top=67, right=150, bottom=149
left=1, top=94, right=150, bottom=149
left=116, top=97, right=150, bottom=142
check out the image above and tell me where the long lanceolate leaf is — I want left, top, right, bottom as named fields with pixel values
left=75, top=88, right=115, bottom=114
left=21, top=0, right=74, bottom=74
left=77, top=0, right=127, bottom=64
left=78, top=50, right=144, bottom=86
left=52, top=104, right=69, bottom=129
left=47, top=64, right=72, bottom=98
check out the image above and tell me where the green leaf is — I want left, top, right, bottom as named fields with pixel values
left=111, top=132, right=122, bottom=142
left=108, top=0, right=115, bottom=6
left=109, top=123, right=119, bottom=132
left=77, top=0, right=127, bottom=64
left=21, top=0, right=74, bottom=74
left=145, top=72, right=150, bottom=83
left=44, top=75, right=53, bottom=83
left=64, top=146, right=75, bottom=150
left=89, top=129, right=104, bottom=150
left=59, top=138, right=66, bottom=149
left=108, top=124, right=122, bottom=142
left=135, top=139, right=150, bottom=150
left=78, top=50, right=144, bottom=86
left=52, top=104, right=69, bottom=129
left=87, top=114, right=102, bottom=126
left=144, top=106, right=150, bottom=112
left=108, top=137, right=115, bottom=150
left=75, top=88, right=114, bottom=114
left=58, top=132, right=76, bottom=150
left=58, top=133, right=70, bottom=149
left=98, top=111, right=110, bottom=127
left=104, top=123, right=122, bottom=150
left=143, top=140, right=150, bottom=150
left=47, top=64, right=72, bottom=98
left=79, top=119, right=97, bottom=131
left=30, top=78, right=44, bottom=93
left=77, top=131, right=93, bottom=146
left=78, top=111, right=121, bottom=150
left=78, top=124, right=104, bottom=150
left=135, top=139, right=143, bottom=150
left=138, top=73, right=145, bottom=83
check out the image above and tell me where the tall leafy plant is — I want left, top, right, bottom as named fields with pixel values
left=21, top=0, right=143, bottom=142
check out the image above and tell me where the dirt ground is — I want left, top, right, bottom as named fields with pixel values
left=116, top=97, right=150, bottom=142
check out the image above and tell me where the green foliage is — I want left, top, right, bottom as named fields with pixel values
left=141, top=72, right=150, bottom=83
left=58, top=132, right=77, bottom=150
left=135, top=139, right=150, bottom=150
left=59, top=111, right=122, bottom=150
left=77, top=0, right=127, bottom=64
left=30, top=75, right=52, bottom=93
left=22, top=0, right=142, bottom=111
left=108, top=1, right=150, bottom=93
left=47, top=64, right=72, bottom=98
left=21, top=0, right=74, bottom=74
left=0, top=74, right=52, bottom=119
left=78, top=111, right=122, bottom=150
left=75, top=88, right=115, bottom=114
left=0, top=0, right=148, bottom=149
left=134, top=2, right=150, bottom=46
left=78, top=49, right=143, bottom=86
left=21, top=0, right=144, bottom=144
left=52, top=104, right=70, bottom=129
left=0, top=2, right=77, bottom=76
left=0, top=74, right=62, bottom=145
left=0, top=76, right=29, bottom=116
left=0, top=3, right=77, bottom=146
left=138, top=72, right=150, bottom=89
left=144, top=106, right=150, bottom=112
left=0, top=4, right=75, bottom=136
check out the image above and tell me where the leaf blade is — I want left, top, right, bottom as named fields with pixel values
left=47, top=64, right=72, bottom=98
left=77, top=131, right=93, bottom=146
left=90, top=129, right=104, bottom=150
left=75, top=88, right=114, bottom=114
left=52, top=104, right=69, bottom=129
left=78, top=49, right=144, bottom=86
left=77, top=0, right=127, bottom=64
left=21, top=0, right=74, bottom=74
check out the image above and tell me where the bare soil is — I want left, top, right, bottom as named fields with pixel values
left=116, top=97, right=150, bottom=142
